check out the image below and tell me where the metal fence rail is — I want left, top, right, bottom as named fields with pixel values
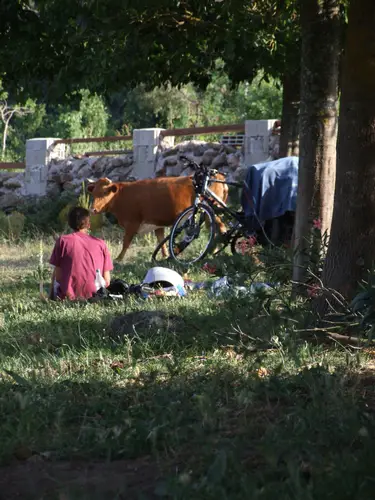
left=0, top=162, right=25, bottom=170
left=160, top=124, right=244, bottom=138
left=83, top=149, right=133, bottom=157
left=53, top=135, right=132, bottom=146
left=1, top=124, right=246, bottom=169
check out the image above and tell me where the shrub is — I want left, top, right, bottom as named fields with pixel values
left=57, top=182, right=104, bottom=232
left=58, top=203, right=72, bottom=230
left=20, top=191, right=77, bottom=234
left=77, top=181, right=91, bottom=210
left=0, top=211, right=25, bottom=241
left=77, top=181, right=105, bottom=232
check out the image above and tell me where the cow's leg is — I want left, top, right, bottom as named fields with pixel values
left=203, top=211, right=227, bottom=255
left=115, top=224, right=139, bottom=262
left=213, top=214, right=227, bottom=235
left=203, top=202, right=227, bottom=235
left=154, top=228, right=168, bottom=257
left=203, top=213, right=226, bottom=233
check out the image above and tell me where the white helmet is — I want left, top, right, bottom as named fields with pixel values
left=143, top=267, right=185, bottom=295
left=143, top=267, right=186, bottom=297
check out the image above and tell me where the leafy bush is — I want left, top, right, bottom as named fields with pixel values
left=19, top=181, right=106, bottom=234
left=121, top=65, right=282, bottom=134
left=2, top=63, right=282, bottom=161
left=57, top=203, right=72, bottom=230
left=58, top=203, right=104, bottom=233
left=77, top=181, right=91, bottom=210
left=57, top=182, right=104, bottom=232
left=89, top=214, right=104, bottom=233
left=19, top=191, right=77, bottom=234
left=123, top=83, right=196, bottom=130
left=0, top=211, right=25, bottom=241
left=43, top=90, right=109, bottom=155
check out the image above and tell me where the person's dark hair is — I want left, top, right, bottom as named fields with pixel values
left=68, top=206, right=91, bottom=231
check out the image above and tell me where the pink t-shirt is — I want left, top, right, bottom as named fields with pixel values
left=49, top=232, right=113, bottom=300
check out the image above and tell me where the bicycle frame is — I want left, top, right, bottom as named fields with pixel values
left=160, top=160, right=258, bottom=263
left=194, top=172, right=246, bottom=224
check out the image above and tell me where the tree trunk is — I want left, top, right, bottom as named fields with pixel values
left=321, top=0, right=375, bottom=300
left=279, top=71, right=300, bottom=158
left=292, top=0, right=340, bottom=290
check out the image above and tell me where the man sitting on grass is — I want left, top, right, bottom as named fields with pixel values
left=49, top=206, right=113, bottom=300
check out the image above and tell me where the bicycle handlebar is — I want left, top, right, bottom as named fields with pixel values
left=179, top=154, right=198, bottom=168
left=179, top=153, right=245, bottom=193
left=179, top=154, right=220, bottom=177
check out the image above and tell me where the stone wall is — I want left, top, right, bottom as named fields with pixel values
left=0, top=171, right=25, bottom=209
left=155, top=140, right=244, bottom=177
left=0, top=130, right=279, bottom=209
left=46, top=152, right=135, bottom=197
left=0, top=141, right=244, bottom=208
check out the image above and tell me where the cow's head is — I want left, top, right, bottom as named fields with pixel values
left=86, top=177, right=119, bottom=213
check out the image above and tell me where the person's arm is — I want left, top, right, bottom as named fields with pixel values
left=49, top=238, right=62, bottom=299
left=103, top=270, right=111, bottom=288
left=49, top=266, right=62, bottom=299
left=55, top=266, right=62, bottom=282
left=49, top=268, right=56, bottom=299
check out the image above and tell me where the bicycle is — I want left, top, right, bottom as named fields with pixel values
left=151, top=155, right=258, bottom=266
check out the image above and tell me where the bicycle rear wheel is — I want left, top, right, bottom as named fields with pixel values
left=169, top=203, right=216, bottom=266
left=151, top=234, right=171, bottom=262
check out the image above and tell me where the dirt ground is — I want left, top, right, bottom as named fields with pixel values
left=0, top=456, right=166, bottom=500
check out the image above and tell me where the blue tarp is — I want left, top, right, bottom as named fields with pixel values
left=241, top=156, right=299, bottom=230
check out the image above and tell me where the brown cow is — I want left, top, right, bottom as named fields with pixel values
left=87, top=175, right=228, bottom=261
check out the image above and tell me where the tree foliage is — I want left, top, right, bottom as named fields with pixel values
left=1, top=89, right=109, bottom=160
left=0, top=0, right=299, bottom=102
left=0, top=66, right=282, bottom=161
left=121, top=63, right=282, bottom=131
left=45, top=90, right=109, bottom=139
left=122, top=84, right=196, bottom=130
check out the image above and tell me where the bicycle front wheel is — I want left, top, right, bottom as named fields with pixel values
left=169, top=203, right=216, bottom=265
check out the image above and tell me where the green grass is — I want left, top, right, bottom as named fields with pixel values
left=0, top=235, right=375, bottom=499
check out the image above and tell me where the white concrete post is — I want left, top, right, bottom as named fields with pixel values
left=133, top=128, right=174, bottom=179
left=244, top=120, right=279, bottom=166
left=24, top=138, right=66, bottom=196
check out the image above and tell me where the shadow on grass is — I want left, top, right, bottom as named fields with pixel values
left=0, top=364, right=374, bottom=499
left=0, top=289, right=306, bottom=359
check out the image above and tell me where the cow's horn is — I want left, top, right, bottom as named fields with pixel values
left=86, top=178, right=95, bottom=183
